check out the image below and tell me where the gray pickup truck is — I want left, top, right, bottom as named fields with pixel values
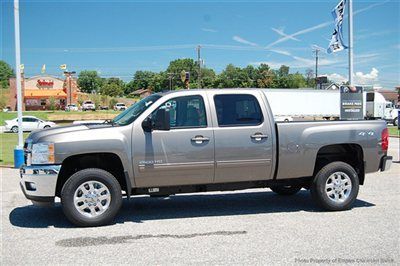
left=20, top=89, right=392, bottom=226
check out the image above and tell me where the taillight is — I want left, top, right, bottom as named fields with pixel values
left=381, top=128, right=389, bottom=152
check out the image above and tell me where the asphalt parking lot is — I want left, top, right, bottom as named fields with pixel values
left=1, top=138, right=399, bottom=265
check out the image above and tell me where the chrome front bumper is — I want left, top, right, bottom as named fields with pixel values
left=19, top=165, right=61, bottom=202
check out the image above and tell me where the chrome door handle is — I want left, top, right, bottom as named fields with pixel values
left=251, top=133, right=268, bottom=141
left=191, top=135, right=210, bottom=144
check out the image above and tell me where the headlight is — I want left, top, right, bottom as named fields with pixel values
left=31, top=142, right=55, bottom=165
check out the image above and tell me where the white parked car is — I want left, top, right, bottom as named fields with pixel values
left=274, top=116, right=293, bottom=122
left=114, top=103, right=127, bottom=111
left=4, top=116, right=56, bottom=133
left=65, top=104, right=79, bottom=111
left=82, top=100, right=96, bottom=111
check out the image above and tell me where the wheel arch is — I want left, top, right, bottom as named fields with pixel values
left=56, top=152, right=130, bottom=197
left=313, top=143, right=365, bottom=185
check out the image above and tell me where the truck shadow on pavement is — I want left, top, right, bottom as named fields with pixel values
left=9, top=190, right=374, bottom=228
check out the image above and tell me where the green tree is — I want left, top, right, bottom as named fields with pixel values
left=125, top=71, right=156, bottom=95
left=166, top=58, right=198, bottom=89
left=215, top=64, right=251, bottom=88
left=0, top=60, right=15, bottom=89
left=288, top=73, right=307, bottom=88
left=77, top=70, right=103, bottom=93
left=106, top=77, right=125, bottom=87
left=48, top=97, right=56, bottom=110
left=109, top=98, right=118, bottom=109
left=305, top=68, right=316, bottom=88
left=100, top=83, right=123, bottom=97
left=275, top=65, right=291, bottom=88
left=200, top=68, right=216, bottom=88
left=256, top=64, right=276, bottom=88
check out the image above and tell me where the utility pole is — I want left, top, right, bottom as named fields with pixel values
left=167, top=73, right=175, bottom=90
left=313, top=47, right=320, bottom=89
left=196, top=45, right=202, bottom=88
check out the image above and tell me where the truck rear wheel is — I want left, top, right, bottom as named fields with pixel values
left=270, top=185, right=302, bottom=195
left=61, top=168, right=122, bottom=227
left=310, top=162, right=359, bottom=211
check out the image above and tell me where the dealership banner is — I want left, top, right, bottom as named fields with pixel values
left=340, top=85, right=363, bottom=120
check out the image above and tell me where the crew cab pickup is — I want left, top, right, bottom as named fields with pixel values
left=20, top=89, right=392, bottom=226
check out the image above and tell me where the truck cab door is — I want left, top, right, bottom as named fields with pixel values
left=209, top=91, right=275, bottom=183
left=132, top=93, right=215, bottom=188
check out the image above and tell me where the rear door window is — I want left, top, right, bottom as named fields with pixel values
left=214, top=94, right=263, bottom=127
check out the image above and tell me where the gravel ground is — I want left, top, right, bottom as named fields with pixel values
left=1, top=138, right=399, bottom=265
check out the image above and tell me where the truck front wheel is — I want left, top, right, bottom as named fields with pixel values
left=310, top=162, right=359, bottom=211
left=270, top=185, right=302, bottom=195
left=61, top=168, right=122, bottom=227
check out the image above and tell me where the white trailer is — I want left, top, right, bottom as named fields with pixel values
left=262, top=89, right=386, bottom=119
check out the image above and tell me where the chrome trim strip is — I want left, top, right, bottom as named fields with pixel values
left=138, top=161, right=214, bottom=172
left=217, top=159, right=271, bottom=167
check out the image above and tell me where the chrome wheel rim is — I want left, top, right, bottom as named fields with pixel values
left=325, top=172, right=352, bottom=203
left=73, top=181, right=111, bottom=218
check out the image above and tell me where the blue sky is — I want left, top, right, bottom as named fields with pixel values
left=1, top=0, right=399, bottom=88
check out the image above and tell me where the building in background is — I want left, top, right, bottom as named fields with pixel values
left=130, top=88, right=153, bottom=98
left=8, top=74, right=79, bottom=111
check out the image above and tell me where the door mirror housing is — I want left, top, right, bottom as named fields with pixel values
left=141, top=108, right=170, bottom=132
left=141, top=117, right=153, bottom=132
left=153, top=108, right=170, bottom=131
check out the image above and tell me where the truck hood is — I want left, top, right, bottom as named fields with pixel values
left=28, top=123, right=114, bottom=143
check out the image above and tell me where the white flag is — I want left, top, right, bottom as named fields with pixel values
left=328, top=0, right=348, bottom=53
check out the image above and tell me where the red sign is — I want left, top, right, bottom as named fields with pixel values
left=37, top=79, right=54, bottom=87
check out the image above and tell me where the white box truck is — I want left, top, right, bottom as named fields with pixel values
left=263, top=89, right=386, bottom=120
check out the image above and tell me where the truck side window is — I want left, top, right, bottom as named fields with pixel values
left=154, top=95, right=207, bottom=129
left=214, top=94, right=263, bottom=126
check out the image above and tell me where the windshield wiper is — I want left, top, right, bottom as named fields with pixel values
left=103, top=119, right=117, bottom=126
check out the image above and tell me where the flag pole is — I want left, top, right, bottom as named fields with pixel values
left=348, top=0, right=354, bottom=85
left=14, top=0, right=24, bottom=167
left=14, top=0, right=23, bottom=149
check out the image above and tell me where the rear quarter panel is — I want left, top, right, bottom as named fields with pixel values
left=276, top=120, right=386, bottom=179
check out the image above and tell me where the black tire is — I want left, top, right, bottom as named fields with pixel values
left=43, top=125, right=51, bottom=129
left=61, top=168, right=122, bottom=227
left=270, top=185, right=302, bottom=195
left=11, top=126, right=18, bottom=133
left=310, top=162, right=359, bottom=211
left=393, top=118, right=398, bottom=126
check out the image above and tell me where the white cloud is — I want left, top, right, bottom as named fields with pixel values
left=270, top=49, right=292, bottom=56
left=201, top=28, right=218, bottom=33
left=266, top=0, right=390, bottom=48
left=326, top=73, right=348, bottom=84
left=355, top=68, right=379, bottom=84
left=232, top=35, right=258, bottom=46
left=250, top=56, right=339, bottom=69
left=271, top=27, right=299, bottom=41
left=324, top=68, right=380, bottom=85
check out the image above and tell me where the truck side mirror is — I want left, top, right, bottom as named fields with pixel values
left=141, top=108, right=170, bottom=132
left=153, top=108, right=170, bottom=131
left=142, top=117, right=153, bottom=132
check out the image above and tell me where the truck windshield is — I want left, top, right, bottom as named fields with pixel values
left=112, top=94, right=162, bottom=126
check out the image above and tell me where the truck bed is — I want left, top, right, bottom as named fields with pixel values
left=275, top=120, right=387, bottom=179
